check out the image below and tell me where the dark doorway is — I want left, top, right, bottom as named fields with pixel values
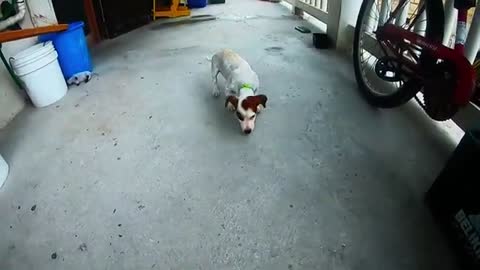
left=92, top=0, right=152, bottom=39
left=52, top=0, right=90, bottom=34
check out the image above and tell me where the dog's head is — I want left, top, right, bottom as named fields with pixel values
left=225, top=95, right=268, bottom=134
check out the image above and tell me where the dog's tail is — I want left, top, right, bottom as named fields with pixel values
left=205, top=56, right=213, bottom=62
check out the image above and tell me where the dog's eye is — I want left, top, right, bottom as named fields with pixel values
left=236, top=112, right=244, bottom=121
left=250, top=115, right=255, bottom=120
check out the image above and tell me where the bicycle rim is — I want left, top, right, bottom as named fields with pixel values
left=355, top=0, right=430, bottom=98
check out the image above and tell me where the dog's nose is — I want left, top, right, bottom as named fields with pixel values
left=244, top=129, right=252, bottom=135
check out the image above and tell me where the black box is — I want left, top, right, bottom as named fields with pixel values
left=427, top=130, right=480, bottom=270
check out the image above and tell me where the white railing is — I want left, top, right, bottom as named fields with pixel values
left=299, top=0, right=328, bottom=11
left=283, top=0, right=341, bottom=46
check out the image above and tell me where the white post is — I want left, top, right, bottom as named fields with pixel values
left=443, top=0, right=457, bottom=46
left=320, top=0, right=327, bottom=11
left=396, top=0, right=411, bottom=26
left=414, top=7, right=427, bottom=36
left=336, top=0, right=363, bottom=49
left=0, top=154, right=9, bottom=188
left=379, top=0, right=391, bottom=26
left=365, top=1, right=378, bottom=33
left=326, top=0, right=342, bottom=47
left=464, top=1, right=480, bottom=63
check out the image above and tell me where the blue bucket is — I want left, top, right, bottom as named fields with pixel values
left=39, top=21, right=92, bottom=80
left=188, top=0, right=207, bottom=8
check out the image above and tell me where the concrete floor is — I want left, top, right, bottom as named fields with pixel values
left=0, top=0, right=462, bottom=269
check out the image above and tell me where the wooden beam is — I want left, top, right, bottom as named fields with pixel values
left=84, top=0, right=102, bottom=43
left=0, top=24, right=68, bottom=43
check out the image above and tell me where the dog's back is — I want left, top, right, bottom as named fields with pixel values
left=212, top=49, right=258, bottom=91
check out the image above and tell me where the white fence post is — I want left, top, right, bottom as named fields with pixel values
left=327, top=0, right=342, bottom=47
left=396, top=1, right=411, bottom=26
left=379, top=0, right=391, bottom=26
left=464, top=1, right=480, bottom=63
left=443, top=0, right=457, bottom=46
left=283, top=0, right=342, bottom=47
left=414, top=8, right=427, bottom=36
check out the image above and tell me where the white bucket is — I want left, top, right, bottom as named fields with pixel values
left=10, top=41, right=67, bottom=107
left=0, top=154, right=9, bottom=188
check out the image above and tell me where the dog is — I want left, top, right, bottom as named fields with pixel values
left=211, top=49, right=268, bottom=134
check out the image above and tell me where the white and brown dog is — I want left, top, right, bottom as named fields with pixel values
left=211, top=49, right=268, bottom=134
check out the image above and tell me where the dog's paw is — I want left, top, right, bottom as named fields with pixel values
left=211, top=90, right=220, bottom=98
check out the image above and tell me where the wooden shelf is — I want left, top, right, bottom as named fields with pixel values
left=0, top=24, right=68, bottom=43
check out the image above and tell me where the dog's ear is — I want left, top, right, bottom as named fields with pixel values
left=254, top=94, right=268, bottom=112
left=225, top=96, right=238, bottom=111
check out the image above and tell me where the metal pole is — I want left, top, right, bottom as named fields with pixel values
left=464, top=1, right=480, bottom=63
left=365, top=1, right=378, bottom=32
left=379, top=0, right=391, bottom=26
left=442, top=0, right=457, bottom=46
left=414, top=6, right=427, bottom=36
left=396, top=0, right=411, bottom=26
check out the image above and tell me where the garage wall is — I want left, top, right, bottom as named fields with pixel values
left=0, top=0, right=57, bottom=129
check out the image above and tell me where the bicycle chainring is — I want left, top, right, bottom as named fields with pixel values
left=423, top=62, right=459, bottom=121
left=375, top=57, right=402, bottom=82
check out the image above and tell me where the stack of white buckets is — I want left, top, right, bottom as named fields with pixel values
left=0, top=41, right=67, bottom=188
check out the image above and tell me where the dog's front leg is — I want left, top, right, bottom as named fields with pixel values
left=225, top=80, right=238, bottom=111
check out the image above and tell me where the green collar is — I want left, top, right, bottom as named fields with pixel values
left=241, top=83, right=254, bottom=90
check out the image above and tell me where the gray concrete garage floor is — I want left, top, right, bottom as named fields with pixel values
left=0, top=0, right=462, bottom=269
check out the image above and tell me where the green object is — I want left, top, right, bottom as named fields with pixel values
left=209, top=0, right=225, bottom=3
left=241, top=83, right=253, bottom=90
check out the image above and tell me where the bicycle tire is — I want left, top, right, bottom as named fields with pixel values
left=353, top=0, right=445, bottom=108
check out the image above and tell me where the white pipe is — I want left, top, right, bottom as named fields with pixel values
left=379, top=0, right=391, bottom=26
left=396, top=0, right=410, bottom=27
left=0, top=154, right=8, bottom=189
left=365, top=2, right=378, bottom=33
left=464, top=1, right=480, bottom=63
left=0, top=0, right=27, bottom=31
left=443, top=0, right=457, bottom=46
left=414, top=8, right=427, bottom=36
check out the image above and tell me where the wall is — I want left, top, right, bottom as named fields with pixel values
left=0, top=0, right=57, bottom=129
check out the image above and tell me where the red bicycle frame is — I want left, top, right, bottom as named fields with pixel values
left=376, top=0, right=476, bottom=106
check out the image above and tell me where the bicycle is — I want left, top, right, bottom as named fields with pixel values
left=353, top=0, right=477, bottom=121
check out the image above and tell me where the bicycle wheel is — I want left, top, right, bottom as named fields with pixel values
left=353, top=0, right=445, bottom=108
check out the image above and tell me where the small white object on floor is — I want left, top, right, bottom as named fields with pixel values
left=67, top=71, right=93, bottom=86
left=0, top=154, right=9, bottom=188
